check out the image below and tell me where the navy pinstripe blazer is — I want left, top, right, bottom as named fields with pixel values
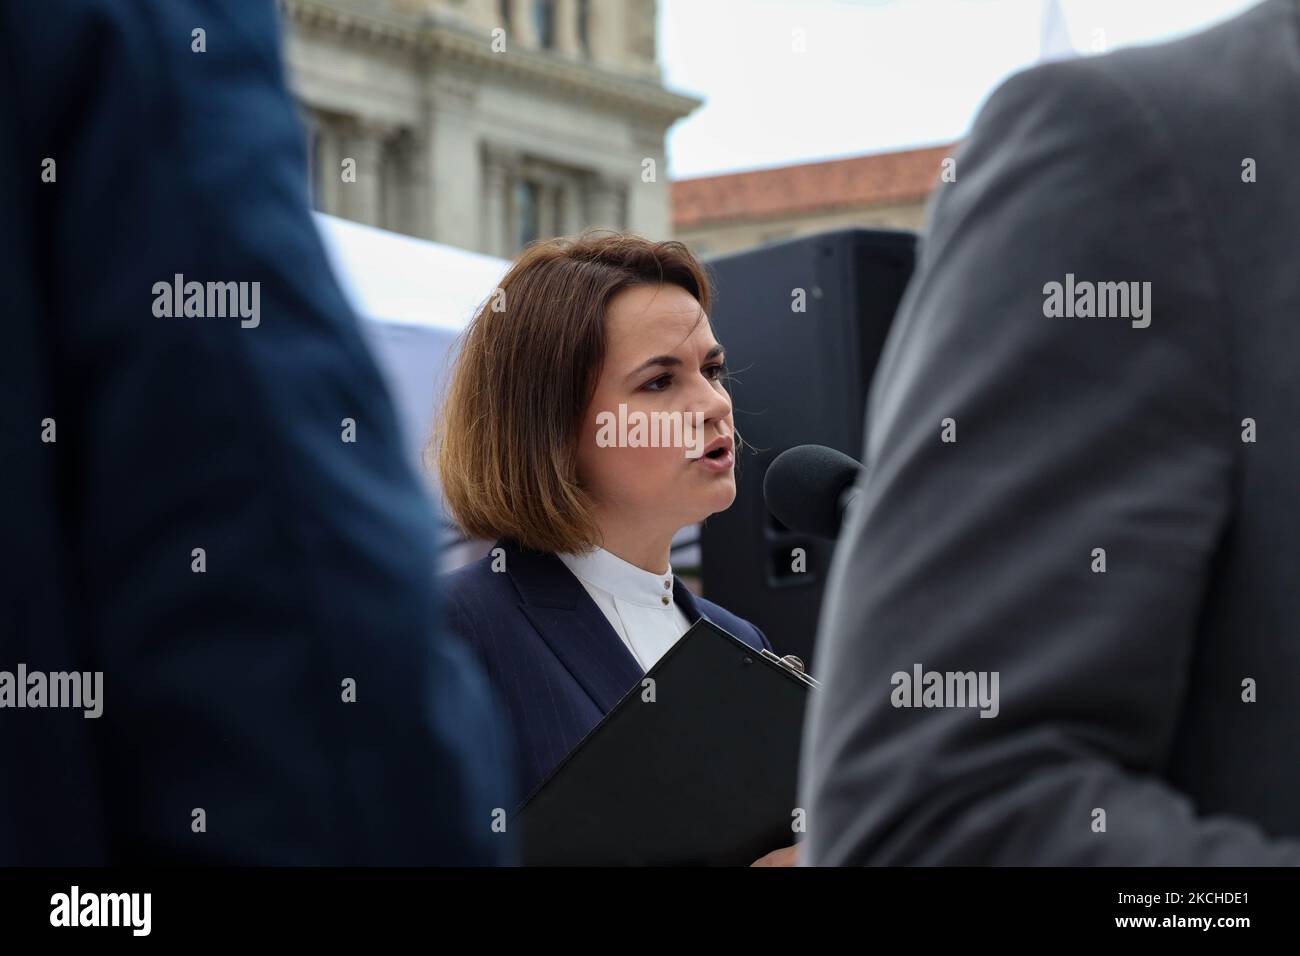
left=442, top=538, right=772, bottom=804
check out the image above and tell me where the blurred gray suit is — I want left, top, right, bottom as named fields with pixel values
left=801, top=0, right=1300, bottom=865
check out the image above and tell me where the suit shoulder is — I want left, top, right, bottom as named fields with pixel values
left=693, top=595, right=771, bottom=652
left=439, top=552, right=517, bottom=619
left=982, top=2, right=1291, bottom=137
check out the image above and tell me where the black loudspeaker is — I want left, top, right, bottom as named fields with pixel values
left=700, top=229, right=917, bottom=667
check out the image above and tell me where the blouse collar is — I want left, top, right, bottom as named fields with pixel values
left=557, top=546, right=676, bottom=609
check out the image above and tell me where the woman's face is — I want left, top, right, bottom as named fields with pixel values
left=576, top=283, right=737, bottom=535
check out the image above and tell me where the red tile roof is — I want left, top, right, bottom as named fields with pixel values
left=672, top=142, right=956, bottom=229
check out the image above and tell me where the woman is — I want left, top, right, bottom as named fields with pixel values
left=433, top=232, right=797, bottom=867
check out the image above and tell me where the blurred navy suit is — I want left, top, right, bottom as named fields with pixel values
left=0, top=0, right=512, bottom=864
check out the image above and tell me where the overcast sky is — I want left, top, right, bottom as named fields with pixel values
left=659, top=0, right=1261, bottom=179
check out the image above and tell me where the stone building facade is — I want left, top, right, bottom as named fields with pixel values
left=281, top=0, right=699, bottom=256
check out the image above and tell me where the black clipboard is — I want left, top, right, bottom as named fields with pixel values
left=516, top=617, right=816, bottom=866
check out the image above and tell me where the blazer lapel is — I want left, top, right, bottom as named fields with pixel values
left=502, top=540, right=645, bottom=714
left=672, top=577, right=709, bottom=627
left=674, top=579, right=756, bottom=648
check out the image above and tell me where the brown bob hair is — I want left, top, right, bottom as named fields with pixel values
left=432, top=230, right=715, bottom=555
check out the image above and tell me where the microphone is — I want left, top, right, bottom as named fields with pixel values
left=763, top=444, right=866, bottom=540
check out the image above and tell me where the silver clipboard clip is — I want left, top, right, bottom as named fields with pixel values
left=760, top=648, right=821, bottom=689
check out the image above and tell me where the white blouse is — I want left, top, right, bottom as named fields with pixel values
left=557, top=546, right=693, bottom=672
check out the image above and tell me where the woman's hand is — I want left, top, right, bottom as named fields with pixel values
left=750, top=843, right=800, bottom=867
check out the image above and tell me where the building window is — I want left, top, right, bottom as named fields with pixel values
left=515, top=179, right=541, bottom=250
left=576, top=0, right=590, bottom=56
left=533, top=0, right=555, bottom=49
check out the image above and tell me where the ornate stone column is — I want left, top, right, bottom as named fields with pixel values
left=425, top=72, right=481, bottom=249
left=338, top=120, right=386, bottom=228
left=563, top=175, right=586, bottom=235
left=482, top=148, right=512, bottom=258
left=588, top=175, right=626, bottom=231
left=315, top=121, right=341, bottom=215
left=555, top=0, right=579, bottom=56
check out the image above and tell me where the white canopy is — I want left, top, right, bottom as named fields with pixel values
left=314, top=212, right=508, bottom=330
left=313, top=213, right=509, bottom=477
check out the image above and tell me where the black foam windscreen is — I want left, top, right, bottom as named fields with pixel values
left=764, top=444, right=863, bottom=540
